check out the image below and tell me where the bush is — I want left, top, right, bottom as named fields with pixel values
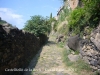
left=68, top=0, right=100, bottom=34
left=23, top=15, right=51, bottom=36
left=58, top=7, right=70, bottom=22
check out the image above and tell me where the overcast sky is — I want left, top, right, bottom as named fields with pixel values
left=0, top=0, right=62, bottom=29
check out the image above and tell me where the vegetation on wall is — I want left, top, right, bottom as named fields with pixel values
left=68, top=0, right=100, bottom=34
left=58, top=7, right=70, bottom=22
left=54, top=6, right=70, bottom=35
left=56, top=0, right=100, bottom=36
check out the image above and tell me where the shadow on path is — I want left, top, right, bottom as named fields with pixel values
left=24, top=40, right=55, bottom=75
left=24, top=47, right=43, bottom=75
left=47, top=41, right=56, bottom=45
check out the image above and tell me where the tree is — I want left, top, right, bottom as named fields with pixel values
left=23, top=15, right=51, bottom=36
left=50, top=13, right=52, bottom=20
left=0, top=17, right=1, bottom=21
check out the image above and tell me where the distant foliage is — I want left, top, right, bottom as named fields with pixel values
left=61, top=0, right=66, bottom=2
left=0, top=17, right=13, bottom=27
left=50, top=13, right=52, bottom=20
left=23, top=15, right=51, bottom=36
left=0, top=19, right=7, bottom=24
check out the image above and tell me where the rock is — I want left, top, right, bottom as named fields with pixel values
left=92, top=66, right=98, bottom=71
left=56, top=34, right=64, bottom=43
left=97, top=59, right=100, bottom=65
left=81, top=39, right=89, bottom=45
left=87, top=57, right=92, bottom=61
left=86, top=51, right=92, bottom=56
left=87, top=46, right=91, bottom=49
left=80, top=50, right=86, bottom=56
left=90, top=59, right=98, bottom=66
left=97, top=65, right=100, bottom=69
left=91, top=37, right=100, bottom=51
left=83, top=56, right=90, bottom=64
left=65, top=45, right=70, bottom=50
left=68, top=54, right=80, bottom=62
left=90, top=25, right=100, bottom=51
left=67, top=34, right=82, bottom=51
left=2, top=23, right=10, bottom=27
left=95, top=33, right=100, bottom=42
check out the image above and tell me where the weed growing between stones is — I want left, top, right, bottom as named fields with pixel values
left=62, top=48, right=93, bottom=75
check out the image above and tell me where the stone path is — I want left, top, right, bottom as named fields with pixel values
left=24, top=36, right=76, bottom=75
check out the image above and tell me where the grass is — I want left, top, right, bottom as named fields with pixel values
left=57, top=42, right=65, bottom=48
left=62, top=48, right=93, bottom=75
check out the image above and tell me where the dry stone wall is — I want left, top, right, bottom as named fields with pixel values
left=0, top=24, right=47, bottom=75
left=80, top=24, right=100, bottom=72
left=67, top=24, right=100, bottom=72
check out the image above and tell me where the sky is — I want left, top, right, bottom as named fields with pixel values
left=0, top=0, right=63, bottom=29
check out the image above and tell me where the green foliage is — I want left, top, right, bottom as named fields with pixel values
left=0, top=19, right=7, bottom=24
left=57, top=42, right=64, bottom=48
left=56, top=7, right=70, bottom=35
left=61, top=0, right=67, bottom=2
left=62, top=49, right=92, bottom=74
left=50, top=13, right=52, bottom=20
left=68, top=8, right=85, bottom=33
left=58, top=7, right=70, bottom=22
left=52, top=19, right=58, bottom=32
left=0, top=18, right=13, bottom=27
left=68, top=0, right=100, bottom=34
left=58, top=23, right=69, bottom=35
left=23, top=15, right=51, bottom=36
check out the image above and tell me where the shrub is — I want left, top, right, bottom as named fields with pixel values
left=23, top=15, right=51, bottom=36
left=68, top=0, right=100, bottom=34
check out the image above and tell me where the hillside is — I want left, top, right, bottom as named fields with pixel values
left=0, top=17, right=13, bottom=27
left=0, top=17, right=7, bottom=24
left=51, top=0, right=100, bottom=74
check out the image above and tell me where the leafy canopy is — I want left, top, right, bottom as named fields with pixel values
left=23, top=15, right=51, bottom=36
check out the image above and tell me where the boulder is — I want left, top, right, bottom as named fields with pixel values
left=68, top=54, right=80, bottom=62
left=56, top=34, right=64, bottom=43
left=67, top=34, right=82, bottom=51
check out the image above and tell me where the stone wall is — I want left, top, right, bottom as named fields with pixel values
left=67, top=24, right=100, bottom=72
left=0, top=24, right=47, bottom=75
left=80, top=41, right=100, bottom=71
left=80, top=24, right=100, bottom=71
